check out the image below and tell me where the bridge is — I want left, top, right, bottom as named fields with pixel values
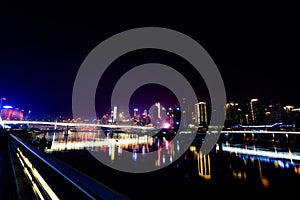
left=3, top=120, right=300, bottom=137
left=220, top=130, right=300, bottom=134
left=1, top=120, right=158, bottom=131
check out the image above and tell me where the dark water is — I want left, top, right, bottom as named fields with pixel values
left=42, top=130, right=300, bottom=199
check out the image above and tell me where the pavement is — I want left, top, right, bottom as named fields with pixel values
left=0, top=130, right=36, bottom=200
left=0, top=130, right=19, bottom=199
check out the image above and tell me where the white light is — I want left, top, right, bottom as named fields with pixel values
left=2, top=105, right=13, bottom=109
left=221, top=145, right=300, bottom=161
left=163, top=122, right=171, bottom=129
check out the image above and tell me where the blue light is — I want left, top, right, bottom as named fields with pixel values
left=277, top=160, right=285, bottom=168
left=285, top=162, right=290, bottom=168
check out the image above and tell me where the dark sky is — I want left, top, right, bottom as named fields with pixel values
left=0, top=2, right=299, bottom=118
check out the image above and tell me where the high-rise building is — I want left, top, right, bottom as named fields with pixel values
left=283, top=105, right=294, bottom=124
left=156, top=102, right=161, bottom=120
left=225, top=101, right=242, bottom=126
left=149, top=102, right=168, bottom=128
left=180, top=97, right=194, bottom=128
left=195, top=102, right=207, bottom=126
left=248, top=98, right=266, bottom=125
left=265, top=100, right=283, bottom=124
left=113, top=106, right=117, bottom=122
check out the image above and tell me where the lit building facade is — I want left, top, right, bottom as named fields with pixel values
left=225, top=101, right=242, bottom=126
left=248, top=98, right=266, bottom=125
left=195, top=102, right=207, bottom=126
left=0, top=108, right=23, bottom=120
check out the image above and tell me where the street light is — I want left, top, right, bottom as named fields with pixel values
left=0, top=97, right=6, bottom=109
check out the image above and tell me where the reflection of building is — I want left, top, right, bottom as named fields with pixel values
left=198, top=152, right=211, bottom=180
left=1, top=108, right=23, bottom=120
left=193, top=146, right=211, bottom=180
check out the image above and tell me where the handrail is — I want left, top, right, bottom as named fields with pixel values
left=9, top=134, right=129, bottom=200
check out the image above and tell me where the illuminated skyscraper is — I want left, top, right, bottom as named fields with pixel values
left=283, top=105, right=294, bottom=123
left=113, top=106, right=117, bottom=122
left=225, top=101, right=242, bottom=126
left=195, top=102, right=207, bottom=126
left=180, top=97, right=194, bottom=128
left=156, top=102, right=161, bottom=120
left=248, top=98, right=266, bottom=125
left=149, top=102, right=167, bottom=128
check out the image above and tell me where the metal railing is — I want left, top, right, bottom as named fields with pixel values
left=9, top=134, right=129, bottom=200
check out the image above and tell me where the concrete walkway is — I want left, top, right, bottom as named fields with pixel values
left=0, top=130, right=19, bottom=199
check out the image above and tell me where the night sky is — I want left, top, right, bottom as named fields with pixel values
left=0, top=2, right=299, bottom=119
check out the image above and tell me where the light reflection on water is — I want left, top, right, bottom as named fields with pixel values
left=44, top=130, right=300, bottom=173
left=41, top=130, right=300, bottom=197
left=44, top=130, right=179, bottom=168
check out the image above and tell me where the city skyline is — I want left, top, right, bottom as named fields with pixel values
left=1, top=2, right=299, bottom=118
left=2, top=96, right=300, bottom=129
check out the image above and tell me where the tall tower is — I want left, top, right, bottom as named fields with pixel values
left=113, top=106, right=117, bottom=123
left=156, top=102, right=161, bottom=120
left=249, top=98, right=266, bottom=125
left=195, top=102, right=207, bottom=126
left=181, top=98, right=194, bottom=128
left=225, top=102, right=241, bottom=126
